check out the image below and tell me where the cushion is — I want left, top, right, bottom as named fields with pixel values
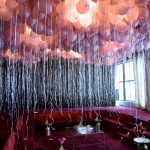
left=16, top=115, right=24, bottom=130
left=11, top=131, right=15, bottom=146
left=1, top=143, right=8, bottom=150
left=5, top=136, right=13, bottom=150
left=15, top=141, right=34, bottom=148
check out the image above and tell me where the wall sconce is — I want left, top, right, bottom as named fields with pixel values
left=140, top=122, right=142, bottom=125
left=134, top=127, right=136, bottom=130
left=121, top=137, right=123, bottom=139
left=49, top=138, right=53, bottom=140
left=127, top=132, right=130, bottom=135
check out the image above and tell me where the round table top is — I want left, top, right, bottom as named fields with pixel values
left=134, top=137, right=150, bottom=144
left=41, top=123, right=51, bottom=126
left=93, top=119, right=102, bottom=122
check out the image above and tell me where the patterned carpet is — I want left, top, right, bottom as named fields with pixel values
left=34, top=128, right=136, bottom=150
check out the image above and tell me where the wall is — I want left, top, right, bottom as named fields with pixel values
left=0, top=58, right=116, bottom=110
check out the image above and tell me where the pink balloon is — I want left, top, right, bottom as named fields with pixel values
left=30, top=31, right=41, bottom=38
left=17, top=23, right=26, bottom=34
left=51, top=0, right=61, bottom=4
left=56, top=14, right=67, bottom=28
left=135, top=0, right=149, bottom=5
left=31, top=21, right=44, bottom=34
left=109, top=30, right=120, bottom=42
left=138, top=7, right=149, bottom=18
left=90, top=35, right=98, bottom=45
left=115, top=21, right=128, bottom=32
left=46, top=16, right=58, bottom=30
left=118, top=48, right=127, bottom=57
left=12, top=13, right=21, bottom=27
left=139, top=16, right=150, bottom=24
left=41, top=34, right=50, bottom=41
left=72, top=21, right=82, bottom=29
left=90, top=15, right=100, bottom=28
left=2, top=27, right=19, bottom=42
left=122, top=26, right=133, bottom=36
left=100, top=48, right=114, bottom=58
left=97, top=35, right=105, bottom=46
left=136, top=42, right=144, bottom=52
left=132, top=19, right=139, bottom=27
left=67, top=30, right=77, bottom=42
left=26, top=15, right=37, bottom=27
left=62, top=20, right=73, bottom=31
left=16, top=0, right=26, bottom=3
left=107, top=0, right=119, bottom=5
left=0, top=38, right=4, bottom=49
left=116, top=1, right=130, bottom=15
left=97, top=1, right=108, bottom=14
left=118, top=33, right=128, bottom=43
left=48, top=35, right=59, bottom=50
left=36, top=0, right=52, bottom=15
left=134, top=29, right=140, bottom=37
left=6, top=0, right=18, bottom=9
left=0, top=7, right=13, bottom=21
left=0, top=19, right=10, bottom=32
left=144, top=34, right=150, bottom=41
left=27, top=0, right=36, bottom=6
left=63, top=40, right=74, bottom=48
left=90, top=45, right=99, bottom=52
left=138, top=20, right=145, bottom=27
left=76, top=0, right=90, bottom=14
left=99, top=29, right=111, bottom=37
left=38, top=41, right=48, bottom=52
left=126, top=7, right=139, bottom=22
left=17, top=4, right=31, bottom=18
left=56, top=2, right=67, bottom=15
left=32, top=7, right=45, bottom=20
left=143, top=40, right=150, bottom=50
left=98, top=20, right=110, bottom=30
left=42, top=25, right=54, bottom=36
left=13, top=34, right=24, bottom=46
left=57, top=29, right=67, bottom=40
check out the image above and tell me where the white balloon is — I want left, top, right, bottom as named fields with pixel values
left=65, top=0, right=79, bottom=9
left=67, top=9, right=78, bottom=22
left=78, top=13, right=92, bottom=27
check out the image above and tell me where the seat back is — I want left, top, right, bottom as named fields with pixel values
left=16, top=115, right=24, bottom=130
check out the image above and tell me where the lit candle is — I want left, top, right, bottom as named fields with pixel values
left=140, top=122, right=142, bottom=125
left=134, top=127, right=136, bottom=130
left=121, top=137, right=123, bottom=139
left=127, top=132, right=129, bottom=135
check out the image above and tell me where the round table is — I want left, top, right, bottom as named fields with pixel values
left=93, top=119, right=102, bottom=131
left=134, top=137, right=150, bottom=150
left=42, top=123, right=51, bottom=136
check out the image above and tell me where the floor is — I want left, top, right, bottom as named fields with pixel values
left=34, top=128, right=136, bottom=150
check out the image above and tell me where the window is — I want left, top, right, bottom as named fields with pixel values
left=116, top=60, right=135, bottom=101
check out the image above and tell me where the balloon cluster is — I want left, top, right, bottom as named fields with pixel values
left=0, top=0, right=150, bottom=66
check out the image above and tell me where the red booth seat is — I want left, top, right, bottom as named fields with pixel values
left=101, top=111, right=133, bottom=126
left=14, top=141, right=35, bottom=150
left=1, top=131, right=15, bottom=150
left=26, top=110, right=98, bottom=124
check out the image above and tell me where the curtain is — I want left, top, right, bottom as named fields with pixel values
left=133, top=51, right=147, bottom=109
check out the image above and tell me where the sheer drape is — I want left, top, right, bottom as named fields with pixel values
left=133, top=51, right=147, bottom=109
